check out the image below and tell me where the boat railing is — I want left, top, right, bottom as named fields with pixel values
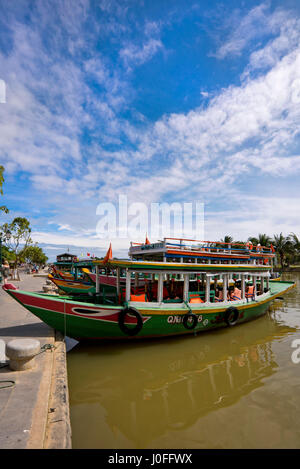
left=129, top=238, right=275, bottom=256
left=164, top=244, right=274, bottom=257
left=164, top=238, right=274, bottom=254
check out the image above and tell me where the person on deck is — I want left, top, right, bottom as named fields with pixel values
left=231, top=285, right=242, bottom=301
left=246, top=284, right=255, bottom=299
left=215, top=287, right=224, bottom=302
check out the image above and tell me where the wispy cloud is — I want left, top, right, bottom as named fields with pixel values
left=213, top=2, right=291, bottom=60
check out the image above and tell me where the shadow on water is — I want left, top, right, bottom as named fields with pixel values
left=67, top=276, right=300, bottom=448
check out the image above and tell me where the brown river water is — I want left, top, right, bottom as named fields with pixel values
left=67, top=272, right=300, bottom=449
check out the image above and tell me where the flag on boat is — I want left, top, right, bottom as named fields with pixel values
left=103, top=243, right=113, bottom=263
left=145, top=234, right=150, bottom=245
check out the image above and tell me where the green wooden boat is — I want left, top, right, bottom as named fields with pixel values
left=2, top=259, right=295, bottom=341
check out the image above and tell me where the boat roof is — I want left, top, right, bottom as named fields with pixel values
left=83, top=258, right=270, bottom=274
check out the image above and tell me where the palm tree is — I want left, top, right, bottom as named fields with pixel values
left=220, top=235, right=233, bottom=250
left=288, top=232, right=300, bottom=265
left=248, top=233, right=272, bottom=247
left=258, top=233, right=272, bottom=247
left=248, top=236, right=258, bottom=245
left=272, top=233, right=291, bottom=270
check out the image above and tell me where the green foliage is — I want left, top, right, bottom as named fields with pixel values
left=272, top=233, right=293, bottom=269
left=219, top=235, right=233, bottom=248
left=21, top=244, right=48, bottom=265
left=247, top=234, right=272, bottom=246
left=0, top=245, right=15, bottom=263
left=1, top=217, right=32, bottom=266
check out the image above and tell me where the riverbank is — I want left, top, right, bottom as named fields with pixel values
left=0, top=273, right=71, bottom=449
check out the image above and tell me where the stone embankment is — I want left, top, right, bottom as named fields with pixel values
left=0, top=272, right=71, bottom=449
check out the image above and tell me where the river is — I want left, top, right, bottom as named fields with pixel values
left=67, top=272, right=300, bottom=449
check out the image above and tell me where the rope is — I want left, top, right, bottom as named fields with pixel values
left=184, top=300, right=193, bottom=314
left=0, top=380, right=15, bottom=390
left=37, top=343, right=56, bottom=356
left=0, top=361, right=15, bottom=390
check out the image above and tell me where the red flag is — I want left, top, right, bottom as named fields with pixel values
left=145, top=234, right=150, bottom=245
left=87, top=253, right=90, bottom=257
left=103, top=243, right=113, bottom=263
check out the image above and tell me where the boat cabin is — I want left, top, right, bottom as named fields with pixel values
left=55, top=252, right=78, bottom=271
left=91, top=259, right=271, bottom=307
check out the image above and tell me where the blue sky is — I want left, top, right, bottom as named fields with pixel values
left=1, top=0, right=300, bottom=261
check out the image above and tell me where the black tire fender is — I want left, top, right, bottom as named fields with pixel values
left=183, top=312, right=198, bottom=330
left=224, top=306, right=239, bottom=327
left=118, top=307, right=143, bottom=336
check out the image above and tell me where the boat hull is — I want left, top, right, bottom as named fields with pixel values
left=49, top=276, right=96, bottom=295
left=4, top=281, right=295, bottom=340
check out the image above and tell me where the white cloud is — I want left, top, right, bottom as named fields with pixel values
left=213, top=3, right=291, bottom=60
left=119, top=38, right=163, bottom=70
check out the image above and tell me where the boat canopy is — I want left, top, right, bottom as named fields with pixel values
left=87, top=258, right=270, bottom=274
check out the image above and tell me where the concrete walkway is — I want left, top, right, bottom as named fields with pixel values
left=0, top=272, right=71, bottom=449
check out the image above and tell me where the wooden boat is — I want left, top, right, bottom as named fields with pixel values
left=48, top=274, right=96, bottom=295
left=2, top=259, right=295, bottom=341
left=48, top=269, right=128, bottom=296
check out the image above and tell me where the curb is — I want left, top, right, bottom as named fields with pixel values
left=43, top=331, right=72, bottom=449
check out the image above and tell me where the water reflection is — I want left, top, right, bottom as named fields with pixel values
left=68, top=290, right=298, bottom=448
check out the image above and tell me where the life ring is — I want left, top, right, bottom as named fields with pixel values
left=183, top=312, right=198, bottom=330
left=224, top=306, right=239, bottom=327
left=118, top=307, right=143, bottom=336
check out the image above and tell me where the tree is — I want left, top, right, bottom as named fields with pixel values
left=287, top=232, right=300, bottom=265
left=220, top=235, right=233, bottom=249
left=248, top=233, right=272, bottom=247
left=272, top=233, right=291, bottom=270
left=21, top=244, right=48, bottom=266
left=221, top=235, right=233, bottom=244
left=1, top=217, right=33, bottom=279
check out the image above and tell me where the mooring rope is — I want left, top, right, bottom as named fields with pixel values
left=0, top=380, right=15, bottom=390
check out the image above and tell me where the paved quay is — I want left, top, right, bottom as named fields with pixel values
left=0, top=272, right=71, bottom=449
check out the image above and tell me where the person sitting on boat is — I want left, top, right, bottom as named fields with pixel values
left=230, top=285, right=242, bottom=301
left=215, top=287, right=223, bottom=302
left=245, top=284, right=255, bottom=299
left=166, top=292, right=181, bottom=301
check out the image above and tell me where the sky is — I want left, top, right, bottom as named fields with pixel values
left=0, top=0, right=300, bottom=261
